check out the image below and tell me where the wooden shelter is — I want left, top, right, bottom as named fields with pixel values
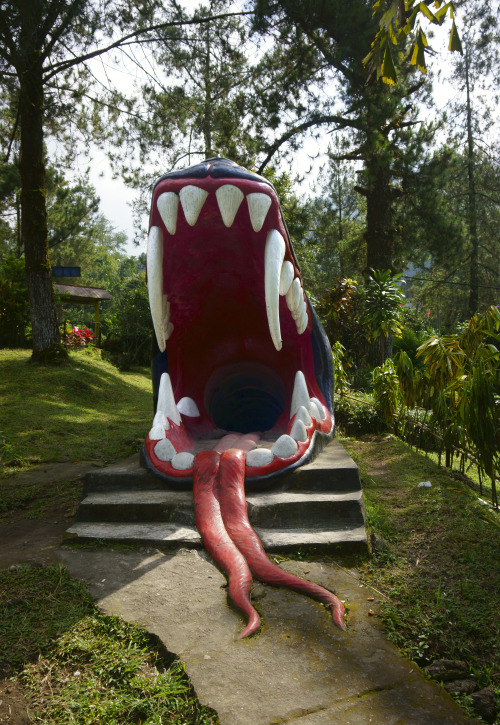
left=54, top=283, right=112, bottom=344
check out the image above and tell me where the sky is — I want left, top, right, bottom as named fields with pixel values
left=78, top=10, right=463, bottom=259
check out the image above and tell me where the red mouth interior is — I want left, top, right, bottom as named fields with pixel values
left=149, top=176, right=317, bottom=440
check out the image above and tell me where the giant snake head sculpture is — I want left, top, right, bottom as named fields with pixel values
left=143, top=158, right=345, bottom=636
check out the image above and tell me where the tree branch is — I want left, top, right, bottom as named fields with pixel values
left=0, top=10, right=17, bottom=65
left=41, top=0, right=86, bottom=62
left=42, top=11, right=254, bottom=81
left=257, top=114, right=364, bottom=173
left=3, top=102, right=20, bottom=163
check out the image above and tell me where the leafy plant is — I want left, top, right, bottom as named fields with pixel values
left=417, top=306, right=500, bottom=504
left=103, top=272, right=152, bottom=367
left=0, top=254, right=30, bottom=347
left=334, top=395, right=387, bottom=435
left=316, top=277, right=368, bottom=372
left=372, top=358, right=402, bottom=427
left=332, top=341, right=350, bottom=395
left=359, top=269, right=405, bottom=364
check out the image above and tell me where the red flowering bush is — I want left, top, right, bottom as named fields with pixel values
left=63, top=326, right=95, bottom=348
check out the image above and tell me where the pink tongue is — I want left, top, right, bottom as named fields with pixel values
left=213, top=432, right=260, bottom=454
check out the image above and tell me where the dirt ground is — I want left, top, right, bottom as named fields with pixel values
left=0, top=462, right=95, bottom=724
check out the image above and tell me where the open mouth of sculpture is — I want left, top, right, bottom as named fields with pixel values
left=143, top=159, right=334, bottom=486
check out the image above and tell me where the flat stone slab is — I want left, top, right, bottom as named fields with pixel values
left=57, top=547, right=473, bottom=725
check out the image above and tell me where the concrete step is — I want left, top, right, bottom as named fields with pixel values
left=246, top=490, right=365, bottom=529
left=65, top=521, right=367, bottom=553
left=65, top=521, right=201, bottom=546
left=75, top=489, right=365, bottom=530
left=82, top=440, right=362, bottom=494
left=75, top=490, right=195, bottom=525
left=256, top=524, right=368, bottom=552
left=68, top=440, right=368, bottom=553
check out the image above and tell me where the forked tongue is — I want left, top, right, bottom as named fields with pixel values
left=192, top=450, right=260, bottom=639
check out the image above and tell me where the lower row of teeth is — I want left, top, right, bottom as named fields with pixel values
left=148, top=371, right=327, bottom=471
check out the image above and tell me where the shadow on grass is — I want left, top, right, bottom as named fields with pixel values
left=0, top=565, right=94, bottom=677
left=0, top=350, right=153, bottom=467
left=0, top=564, right=219, bottom=724
left=343, top=435, right=500, bottom=676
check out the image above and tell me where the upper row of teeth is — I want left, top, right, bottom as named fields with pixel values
left=149, top=371, right=327, bottom=471
left=147, top=188, right=309, bottom=352
left=157, top=184, right=273, bottom=234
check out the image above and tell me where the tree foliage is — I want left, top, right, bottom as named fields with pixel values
left=252, top=0, right=432, bottom=271
left=0, top=0, right=250, bottom=360
left=365, top=0, right=463, bottom=84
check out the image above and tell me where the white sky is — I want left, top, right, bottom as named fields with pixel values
left=76, top=11, right=468, bottom=258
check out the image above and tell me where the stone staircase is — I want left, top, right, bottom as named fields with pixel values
left=66, top=439, right=367, bottom=553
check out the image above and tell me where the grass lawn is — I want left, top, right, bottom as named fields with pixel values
left=0, top=347, right=152, bottom=473
left=342, top=434, right=500, bottom=722
left=1, top=565, right=218, bottom=724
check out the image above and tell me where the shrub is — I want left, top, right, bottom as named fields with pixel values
left=334, top=396, right=387, bottom=435
left=63, top=326, right=95, bottom=348
left=104, top=274, right=152, bottom=366
left=0, top=255, right=30, bottom=347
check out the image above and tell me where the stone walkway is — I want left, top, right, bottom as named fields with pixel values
left=57, top=546, right=474, bottom=724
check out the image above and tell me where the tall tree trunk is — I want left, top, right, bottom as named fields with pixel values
left=15, top=193, right=22, bottom=258
left=465, top=47, right=479, bottom=317
left=19, top=59, right=66, bottom=362
left=202, top=29, right=213, bottom=157
left=365, top=161, right=394, bottom=273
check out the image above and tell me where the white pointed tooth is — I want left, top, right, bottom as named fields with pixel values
left=177, top=397, right=200, bottom=417
left=311, top=397, right=327, bottom=420
left=271, top=434, right=298, bottom=459
left=286, top=278, right=302, bottom=314
left=292, top=279, right=302, bottom=310
left=247, top=192, right=272, bottom=232
left=147, top=226, right=165, bottom=352
left=309, top=399, right=321, bottom=420
left=290, top=371, right=310, bottom=418
left=216, top=184, right=244, bottom=227
left=157, top=192, right=179, bottom=235
left=154, top=438, right=176, bottom=462
left=162, top=295, right=174, bottom=341
left=279, top=261, right=294, bottom=296
left=290, top=418, right=307, bottom=443
left=264, top=229, right=286, bottom=351
left=297, top=317, right=308, bottom=335
left=153, top=410, right=169, bottom=430
left=157, top=373, right=181, bottom=425
left=296, top=405, right=312, bottom=427
left=246, top=448, right=274, bottom=467
left=179, top=185, right=208, bottom=226
left=171, top=452, right=194, bottom=470
left=297, top=304, right=309, bottom=334
left=149, top=425, right=165, bottom=441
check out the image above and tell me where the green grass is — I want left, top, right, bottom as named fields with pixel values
left=0, top=349, right=218, bottom=722
left=1, top=565, right=218, bottom=724
left=0, top=476, right=83, bottom=521
left=341, top=434, right=500, bottom=720
left=0, top=347, right=152, bottom=475
left=0, top=564, right=94, bottom=676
